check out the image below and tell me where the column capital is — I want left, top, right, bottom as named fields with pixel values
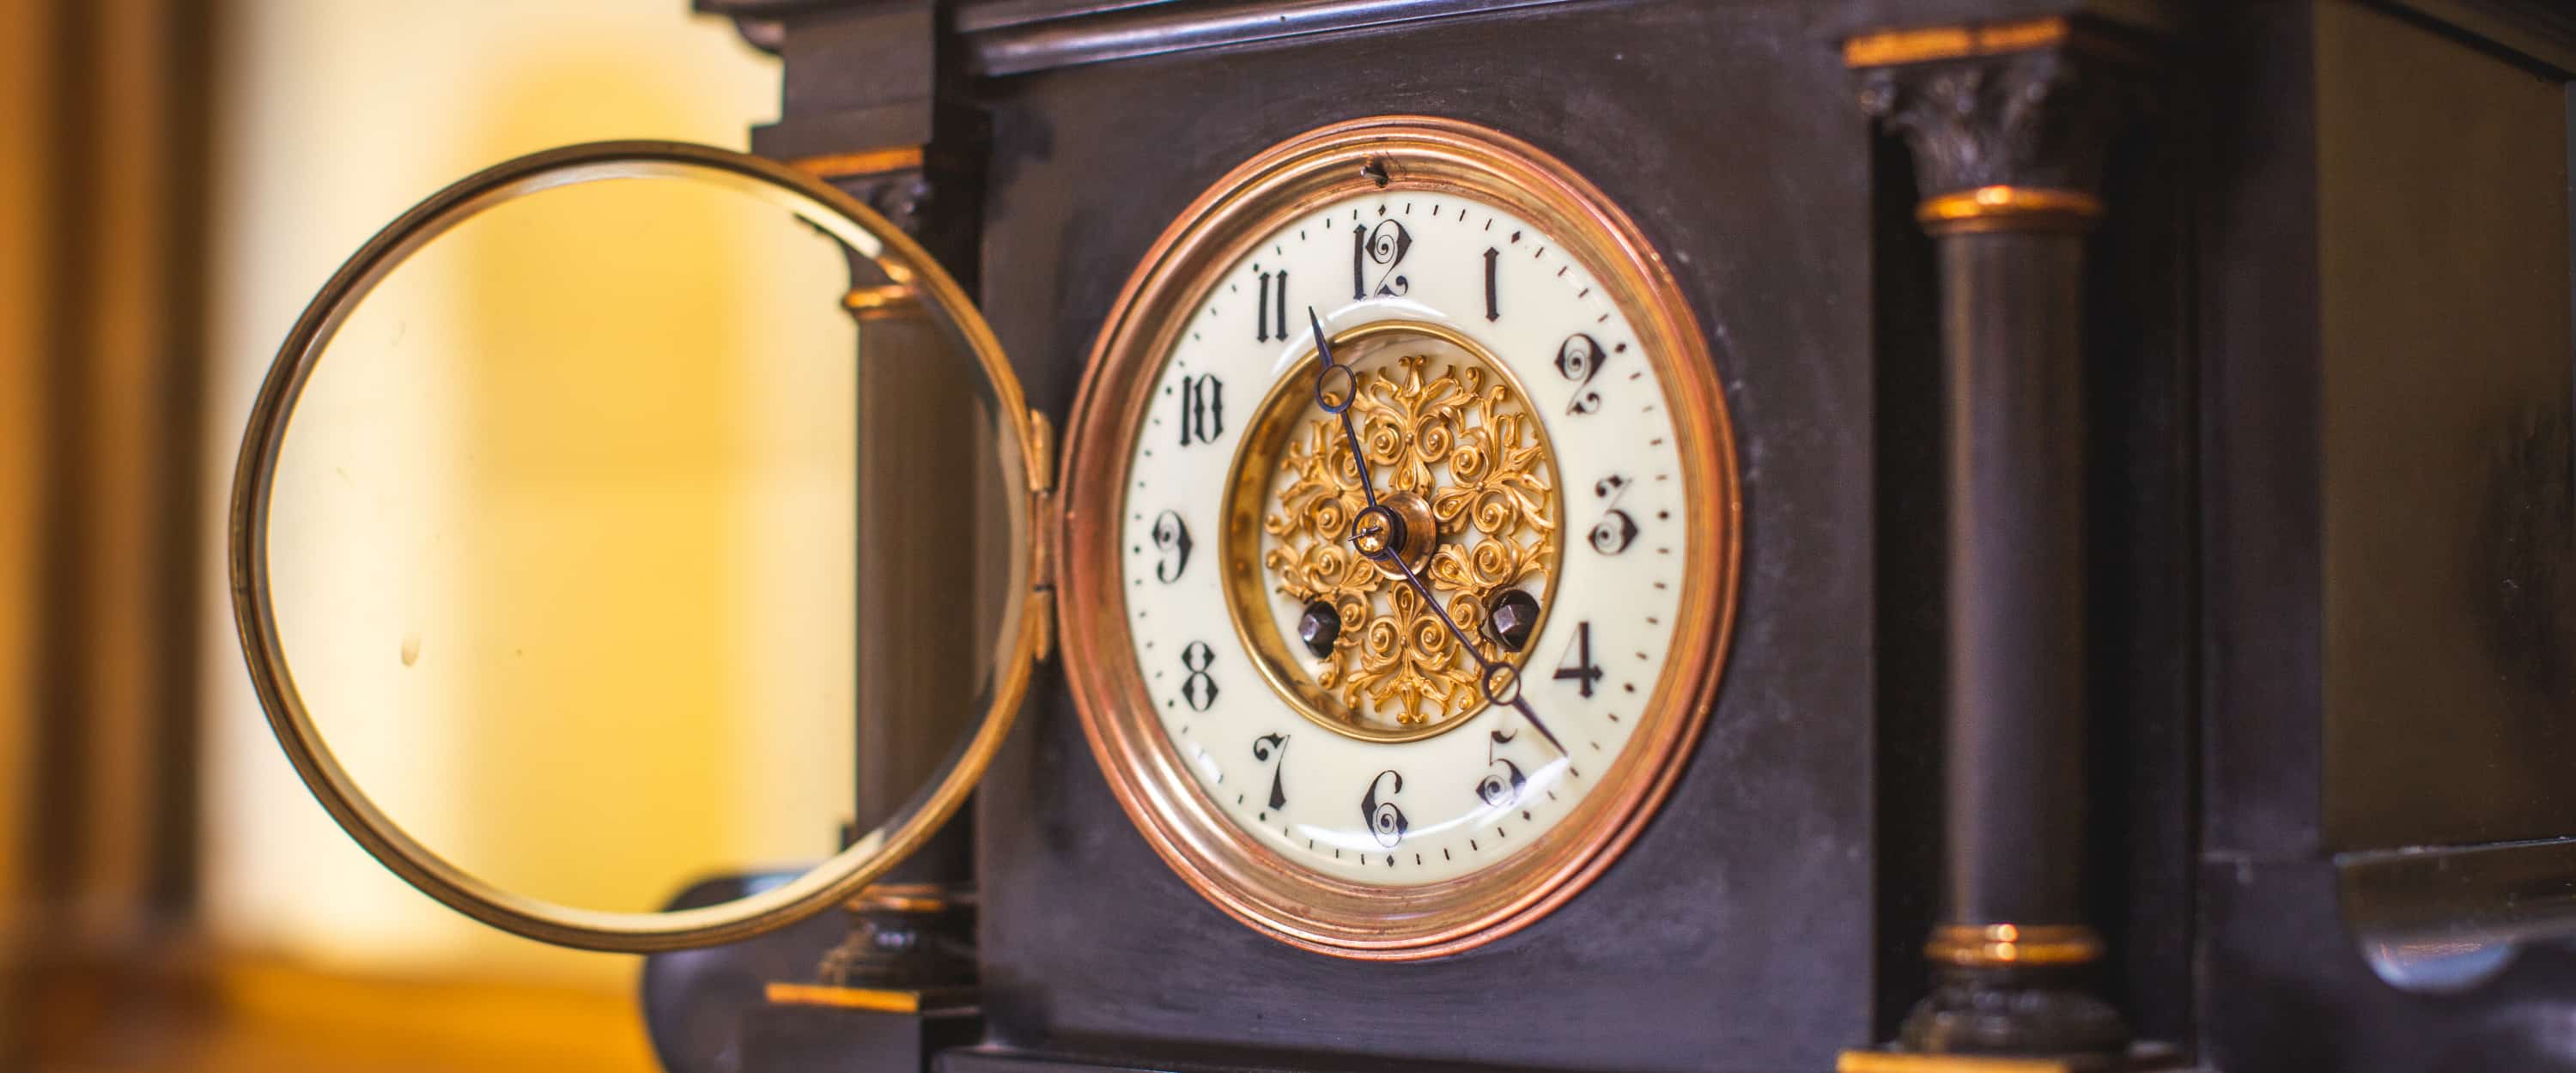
left=1849, top=18, right=2152, bottom=217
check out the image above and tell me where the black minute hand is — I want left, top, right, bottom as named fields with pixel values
left=1306, top=308, right=1568, bottom=756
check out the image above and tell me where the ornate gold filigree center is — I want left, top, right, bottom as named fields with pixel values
left=1261, top=353, right=1557, bottom=730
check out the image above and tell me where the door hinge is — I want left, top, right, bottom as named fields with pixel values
left=1025, top=407, right=1057, bottom=662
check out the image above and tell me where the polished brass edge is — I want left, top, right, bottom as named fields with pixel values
left=1026, top=408, right=1057, bottom=495
left=1028, top=406, right=1059, bottom=664
left=790, top=145, right=927, bottom=180
left=1916, top=186, right=2103, bottom=234
left=1843, top=16, right=2069, bottom=68
left=1923, top=923, right=2105, bottom=967
left=1838, top=1050, right=2089, bottom=1073
left=844, top=283, right=924, bottom=321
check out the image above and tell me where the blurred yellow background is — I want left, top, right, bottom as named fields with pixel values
left=4, top=2, right=865, bottom=1070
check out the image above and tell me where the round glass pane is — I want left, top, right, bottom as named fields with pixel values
left=230, top=143, right=1033, bottom=951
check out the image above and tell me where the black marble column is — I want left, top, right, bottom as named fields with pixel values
left=1851, top=19, right=2147, bottom=1059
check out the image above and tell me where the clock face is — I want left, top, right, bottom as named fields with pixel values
left=1115, top=191, right=1690, bottom=885
left=1060, top=117, right=1739, bottom=957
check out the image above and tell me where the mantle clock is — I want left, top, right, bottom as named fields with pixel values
left=228, top=2, right=2576, bottom=1071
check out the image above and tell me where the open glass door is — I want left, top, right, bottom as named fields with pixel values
left=228, top=142, right=1045, bottom=953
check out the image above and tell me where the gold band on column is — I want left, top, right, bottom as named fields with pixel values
left=847, top=882, right=968, bottom=914
left=1916, top=186, right=2104, bottom=235
left=845, top=283, right=924, bottom=321
left=1924, top=923, right=2104, bottom=967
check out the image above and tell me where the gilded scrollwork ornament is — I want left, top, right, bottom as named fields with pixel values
left=1261, top=354, right=1557, bottom=728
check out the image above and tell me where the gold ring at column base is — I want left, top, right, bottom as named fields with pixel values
left=848, top=882, right=973, bottom=914
left=1916, top=186, right=2103, bottom=234
left=1925, top=923, right=2104, bottom=967
left=845, top=283, right=924, bottom=321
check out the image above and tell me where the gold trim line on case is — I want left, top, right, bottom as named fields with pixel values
left=1923, top=923, right=2105, bottom=967
left=1838, top=1051, right=2094, bottom=1073
left=1842, top=16, right=2071, bottom=68
left=789, top=145, right=926, bottom=179
left=1916, top=186, right=2104, bottom=234
left=763, top=983, right=923, bottom=1014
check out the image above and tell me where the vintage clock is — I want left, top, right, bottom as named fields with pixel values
left=228, top=2, right=2576, bottom=1072
left=234, top=117, right=1738, bottom=953
left=1058, top=117, right=1739, bottom=958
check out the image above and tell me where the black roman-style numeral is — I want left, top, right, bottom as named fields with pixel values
left=1150, top=511, right=1193, bottom=583
left=1554, top=621, right=1604, bottom=698
left=1253, top=733, right=1290, bottom=809
left=1483, top=246, right=1501, bottom=321
left=1588, top=474, right=1639, bottom=555
left=1255, top=270, right=1289, bottom=343
left=1181, top=641, right=1220, bottom=711
left=1177, top=373, right=1224, bottom=446
left=1361, top=769, right=1409, bottom=847
left=1352, top=220, right=1413, bottom=299
left=1476, top=728, right=1527, bottom=808
left=1555, top=332, right=1607, bottom=415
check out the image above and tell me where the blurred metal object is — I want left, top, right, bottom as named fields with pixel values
left=643, top=871, right=852, bottom=1073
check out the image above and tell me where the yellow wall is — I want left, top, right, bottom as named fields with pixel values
left=202, top=1, right=856, bottom=991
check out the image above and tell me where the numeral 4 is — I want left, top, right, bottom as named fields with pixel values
left=1553, top=621, right=1603, bottom=698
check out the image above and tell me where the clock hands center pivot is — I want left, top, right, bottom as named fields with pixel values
left=1306, top=307, right=1569, bottom=756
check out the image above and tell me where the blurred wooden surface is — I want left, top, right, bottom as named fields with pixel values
left=31, top=955, right=657, bottom=1073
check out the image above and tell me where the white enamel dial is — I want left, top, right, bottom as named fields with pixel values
left=1114, top=188, right=1694, bottom=887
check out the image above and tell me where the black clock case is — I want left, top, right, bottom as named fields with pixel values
left=670, top=1, right=2576, bottom=1070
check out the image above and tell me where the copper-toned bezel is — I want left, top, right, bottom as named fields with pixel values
left=1056, top=116, right=1743, bottom=960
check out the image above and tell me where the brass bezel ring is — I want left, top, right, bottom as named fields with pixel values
left=1923, top=923, right=2105, bottom=967
left=1057, top=115, right=1744, bottom=960
left=228, top=141, right=1040, bottom=954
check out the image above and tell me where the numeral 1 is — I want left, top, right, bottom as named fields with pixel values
left=1255, top=270, right=1288, bottom=343
left=1483, top=246, right=1501, bottom=321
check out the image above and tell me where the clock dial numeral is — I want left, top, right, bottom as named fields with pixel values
left=1180, top=641, right=1220, bottom=711
left=1587, top=474, right=1640, bottom=555
left=1255, top=270, right=1289, bottom=343
left=1352, top=221, right=1413, bottom=299
left=1556, top=332, right=1607, bottom=415
left=1362, top=769, right=1409, bottom=847
left=1253, top=733, right=1291, bottom=809
left=1476, top=728, right=1527, bottom=808
left=1554, top=621, right=1605, bottom=698
left=1483, top=246, right=1502, bottom=321
left=1177, top=373, right=1226, bottom=446
left=1150, top=511, right=1194, bottom=583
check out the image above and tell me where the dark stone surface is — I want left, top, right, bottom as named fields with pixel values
left=968, top=2, right=1875, bottom=1070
